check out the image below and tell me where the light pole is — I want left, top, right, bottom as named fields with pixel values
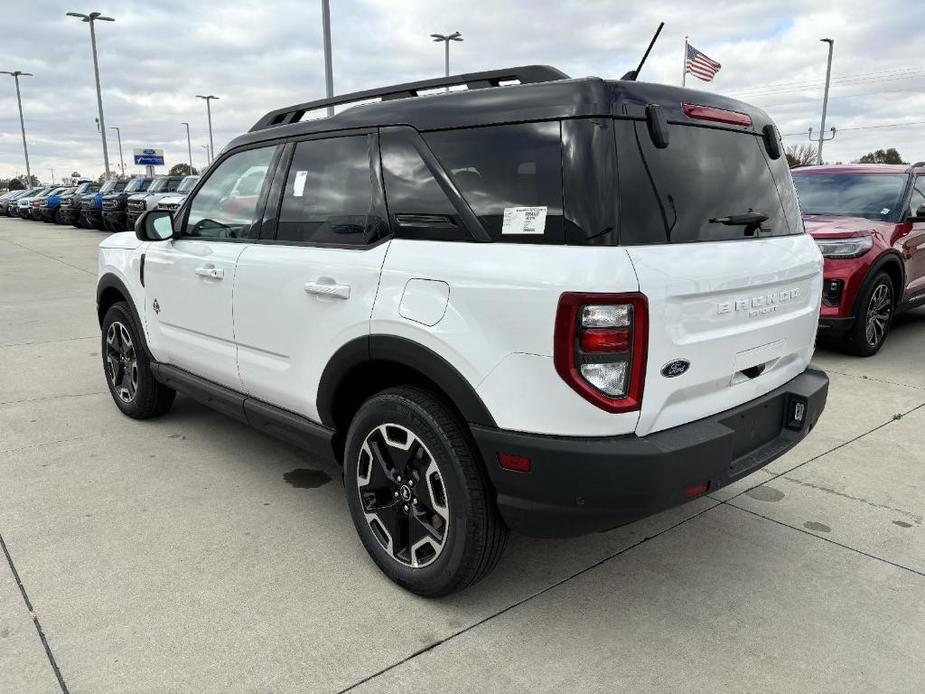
left=321, top=0, right=334, bottom=116
left=110, top=126, right=125, bottom=176
left=430, top=31, right=463, bottom=86
left=66, top=11, right=115, bottom=179
left=817, top=38, right=834, bottom=165
left=201, top=144, right=211, bottom=166
left=196, top=95, right=219, bottom=165
left=181, top=122, right=193, bottom=173
left=1, top=70, right=33, bottom=184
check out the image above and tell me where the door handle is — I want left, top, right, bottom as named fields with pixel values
left=304, top=280, right=351, bottom=300
left=194, top=265, right=224, bottom=280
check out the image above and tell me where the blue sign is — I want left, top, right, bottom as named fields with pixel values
left=133, top=148, right=165, bottom=166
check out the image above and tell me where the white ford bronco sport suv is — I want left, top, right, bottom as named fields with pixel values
left=97, top=66, right=829, bottom=596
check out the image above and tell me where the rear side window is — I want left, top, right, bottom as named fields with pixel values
left=424, top=122, right=564, bottom=243
left=277, top=135, right=386, bottom=245
left=615, top=120, right=800, bottom=244
left=380, top=130, right=467, bottom=242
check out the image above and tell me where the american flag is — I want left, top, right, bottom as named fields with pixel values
left=686, top=43, right=722, bottom=82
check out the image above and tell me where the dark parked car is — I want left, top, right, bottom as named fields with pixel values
left=101, top=176, right=154, bottom=231
left=81, top=180, right=127, bottom=230
left=58, top=181, right=101, bottom=226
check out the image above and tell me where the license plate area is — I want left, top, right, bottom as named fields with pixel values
left=724, top=396, right=785, bottom=462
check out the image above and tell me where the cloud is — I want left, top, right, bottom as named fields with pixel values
left=2, top=0, right=924, bottom=180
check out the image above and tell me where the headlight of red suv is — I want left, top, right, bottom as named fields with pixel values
left=815, top=236, right=872, bottom=259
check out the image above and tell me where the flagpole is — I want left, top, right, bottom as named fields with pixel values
left=682, top=35, right=688, bottom=87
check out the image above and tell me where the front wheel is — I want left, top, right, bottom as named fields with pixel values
left=343, top=387, right=508, bottom=597
left=846, top=272, right=894, bottom=356
left=101, top=302, right=175, bottom=418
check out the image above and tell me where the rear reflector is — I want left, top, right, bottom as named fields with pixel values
left=498, top=453, right=531, bottom=473
left=682, top=102, right=752, bottom=127
left=580, top=328, right=631, bottom=353
left=684, top=481, right=710, bottom=498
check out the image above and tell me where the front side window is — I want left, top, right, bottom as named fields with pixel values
left=792, top=173, right=908, bottom=222
left=184, top=146, right=277, bottom=239
left=424, top=122, right=564, bottom=243
left=277, top=135, right=385, bottom=245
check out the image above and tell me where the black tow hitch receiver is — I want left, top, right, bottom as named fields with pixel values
left=784, top=395, right=808, bottom=431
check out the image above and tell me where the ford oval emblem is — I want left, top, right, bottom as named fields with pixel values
left=661, top=359, right=690, bottom=378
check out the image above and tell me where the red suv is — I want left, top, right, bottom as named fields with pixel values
left=792, top=164, right=925, bottom=355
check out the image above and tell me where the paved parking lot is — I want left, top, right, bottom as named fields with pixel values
left=1, top=216, right=924, bottom=693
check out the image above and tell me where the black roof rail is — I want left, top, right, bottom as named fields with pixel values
left=249, top=65, right=570, bottom=132
left=909, top=161, right=925, bottom=169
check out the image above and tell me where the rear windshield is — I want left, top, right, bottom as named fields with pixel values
left=792, top=173, right=907, bottom=222
left=615, top=120, right=801, bottom=244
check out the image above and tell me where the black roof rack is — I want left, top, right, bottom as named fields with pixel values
left=909, top=161, right=925, bottom=169
left=249, top=65, right=569, bottom=132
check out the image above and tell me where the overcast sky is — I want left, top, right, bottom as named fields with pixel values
left=2, top=0, right=925, bottom=181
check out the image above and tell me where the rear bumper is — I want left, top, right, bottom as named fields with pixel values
left=472, top=367, right=828, bottom=538
left=817, top=316, right=854, bottom=339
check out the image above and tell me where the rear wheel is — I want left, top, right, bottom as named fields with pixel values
left=846, top=272, right=894, bottom=356
left=343, top=386, right=508, bottom=597
left=101, top=302, right=175, bottom=418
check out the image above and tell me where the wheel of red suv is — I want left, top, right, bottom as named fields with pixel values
left=343, top=386, right=508, bottom=597
left=846, top=272, right=894, bottom=357
left=101, top=302, right=175, bottom=419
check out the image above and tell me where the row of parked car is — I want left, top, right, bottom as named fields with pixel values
left=0, top=174, right=200, bottom=231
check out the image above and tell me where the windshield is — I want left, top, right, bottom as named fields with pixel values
left=123, top=178, right=151, bottom=193
left=147, top=178, right=165, bottom=193
left=100, top=181, right=117, bottom=193
left=178, top=176, right=199, bottom=193
left=793, top=173, right=907, bottom=222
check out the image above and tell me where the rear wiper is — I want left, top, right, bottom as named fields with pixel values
left=709, top=211, right=769, bottom=226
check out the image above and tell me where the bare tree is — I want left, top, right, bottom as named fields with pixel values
left=785, top=144, right=819, bottom=169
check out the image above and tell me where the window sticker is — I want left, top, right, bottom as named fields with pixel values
left=501, top=206, right=547, bottom=235
left=293, top=170, right=308, bottom=197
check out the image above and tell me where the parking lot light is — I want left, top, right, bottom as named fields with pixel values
left=196, top=95, right=219, bottom=165
left=430, top=31, right=463, bottom=89
left=110, top=126, right=125, bottom=176
left=1, top=70, right=33, bottom=184
left=67, top=11, right=115, bottom=180
left=181, top=122, right=193, bottom=173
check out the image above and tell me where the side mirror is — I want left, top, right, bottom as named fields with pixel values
left=135, top=209, right=174, bottom=241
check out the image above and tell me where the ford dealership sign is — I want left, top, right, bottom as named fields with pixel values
left=133, top=148, right=165, bottom=166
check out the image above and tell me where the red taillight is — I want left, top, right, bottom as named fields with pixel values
left=682, top=102, right=752, bottom=127
left=554, top=293, right=648, bottom=414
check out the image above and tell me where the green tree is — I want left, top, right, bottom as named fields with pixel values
left=169, top=163, right=199, bottom=176
left=8, top=179, right=25, bottom=190
left=857, top=148, right=905, bottom=164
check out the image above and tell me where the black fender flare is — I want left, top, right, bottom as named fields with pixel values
left=316, top=335, right=496, bottom=428
left=97, top=272, right=153, bottom=360
left=852, top=251, right=905, bottom=314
